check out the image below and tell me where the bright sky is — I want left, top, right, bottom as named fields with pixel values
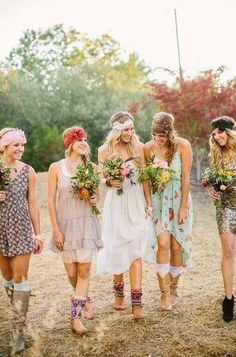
left=0, top=0, right=235, bottom=81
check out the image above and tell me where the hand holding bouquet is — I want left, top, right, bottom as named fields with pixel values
left=71, top=161, right=101, bottom=215
left=102, top=156, right=136, bottom=195
left=202, top=165, right=236, bottom=206
left=139, top=155, right=176, bottom=194
left=0, top=159, right=12, bottom=191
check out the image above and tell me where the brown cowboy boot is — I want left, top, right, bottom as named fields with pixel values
left=131, top=289, right=144, bottom=319
left=157, top=273, right=172, bottom=310
left=113, top=280, right=125, bottom=310
left=11, top=290, right=30, bottom=354
left=71, top=296, right=88, bottom=334
left=4, top=286, right=14, bottom=304
left=170, top=273, right=181, bottom=306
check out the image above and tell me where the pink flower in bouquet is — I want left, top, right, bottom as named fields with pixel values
left=201, top=179, right=209, bottom=187
left=153, top=158, right=169, bottom=169
left=121, top=165, right=131, bottom=177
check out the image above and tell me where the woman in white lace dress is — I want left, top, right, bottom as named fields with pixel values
left=97, top=112, right=152, bottom=319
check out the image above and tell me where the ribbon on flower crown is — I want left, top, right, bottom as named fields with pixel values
left=0, top=129, right=27, bottom=152
left=112, top=119, right=133, bottom=131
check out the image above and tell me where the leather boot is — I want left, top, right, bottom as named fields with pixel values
left=71, top=296, right=88, bottom=334
left=222, top=296, right=234, bottom=322
left=4, top=286, right=14, bottom=304
left=11, top=290, right=30, bottom=354
left=131, top=289, right=144, bottom=319
left=113, top=280, right=125, bottom=310
left=157, top=273, right=172, bottom=310
left=170, top=273, right=181, bottom=306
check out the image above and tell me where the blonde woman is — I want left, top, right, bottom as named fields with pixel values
left=0, top=128, right=42, bottom=354
left=97, top=111, right=152, bottom=319
left=209, top=116, right=236, bottom=322
left=48, top=127, right=103, bottom=334
left=144, top=112, right=193, bottom=311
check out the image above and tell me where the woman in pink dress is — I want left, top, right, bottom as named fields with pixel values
left=48, top=126, right=103, bottom=334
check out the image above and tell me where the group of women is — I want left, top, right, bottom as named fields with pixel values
left=0, top=112, right=235, bottom=354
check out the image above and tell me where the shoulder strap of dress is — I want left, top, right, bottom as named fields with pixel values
left=60, top=159, right=71, bottom=177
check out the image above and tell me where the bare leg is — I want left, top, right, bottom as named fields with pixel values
left=156, top=231, right=171, bottom=264
left=0, top=252, right=13, bottom=281
left=129, top=258, right=142, bottom=290
left=12, top=253, right=31, bottom=283
left=170, top=236, right=182, bottom=267
left=220, top=233, right=235, bottom=299
left=64, top=262, right=77, bottom=289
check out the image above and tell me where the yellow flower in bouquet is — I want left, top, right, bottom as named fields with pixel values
left=79, top=187, right=90, bottom=199
left=160, top=172, right=170, bottom=184
left=226, top=171, right=233, bottom=177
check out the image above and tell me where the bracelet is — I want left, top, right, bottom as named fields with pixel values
left=34, top=234, right=43, bottom=242
left=105, top=178, right=112, bottom=187
left=145, top=206, right=154, bottom=213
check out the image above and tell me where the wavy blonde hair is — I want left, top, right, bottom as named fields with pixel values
left=104, top=111, right=142, bottom=167
left=0, top=127, right=15, bottom=155
left=62, top=126, right=90, bottom=163
left=151, top=112, right=178, bottom=164
left=209, top=116, right=236, bottom=171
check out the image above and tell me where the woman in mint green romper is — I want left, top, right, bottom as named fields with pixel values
left=144, top=112, right=193, bottom=311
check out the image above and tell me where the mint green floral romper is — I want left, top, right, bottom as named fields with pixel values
left=152, top=149, right=193, bottom=267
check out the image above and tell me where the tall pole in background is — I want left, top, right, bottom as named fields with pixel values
left=174, top=9, right=183, bottom=80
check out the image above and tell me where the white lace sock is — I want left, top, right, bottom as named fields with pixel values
left=170, top=265, right=182, bottom=277
left=156, top=263, right=170, bottom=277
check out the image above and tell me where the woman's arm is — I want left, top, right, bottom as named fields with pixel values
left=179, top=139, right=192, bottom=224
left=28, top=167, right=42, bottom=254
left=140, top=144, right=152, bottom=212
left=48, top=163, right=64, bottom=251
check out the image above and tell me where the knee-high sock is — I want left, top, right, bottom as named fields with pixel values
left=156, top=263, right=170, bottom=277
left=170, top=265, right=182, bottom=277
left=14, top=281, right=30, bottom=292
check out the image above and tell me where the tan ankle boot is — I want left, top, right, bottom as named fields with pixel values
left=170, top=273, right=181, bottom=306
left=4, top=286, right=14, bottom=304
left=11, top=290, right=30, bottom=354
left=157, top=273, right=172, bottom=310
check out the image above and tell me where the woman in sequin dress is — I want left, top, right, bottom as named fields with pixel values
left=0, top=128, right=42, bottom=354
left=144, top=112, right=193, bottom=311
left=48, top=126, right=103, bottom=334
left=209, top=116, right=236, bottom=322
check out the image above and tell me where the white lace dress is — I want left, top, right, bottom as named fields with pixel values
left=96, top=161, right=150, bottom=274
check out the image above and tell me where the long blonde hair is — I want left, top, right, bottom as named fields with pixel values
left=151, top=112, right=178, bottom=165
left=209, top=116, right=236, bottom=170
left=104, top=111, right=142, bottom=167
left=0, top=127, right=15, bottom=155
left=62, top=126, right=90, bottom=163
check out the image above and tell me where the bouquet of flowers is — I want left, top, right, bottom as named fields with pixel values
left=202, top=165, right=236, bottom=198
left=0, top=159, right=12, bottom=191
left=139, top=155, right=176, bottom=194
left=71, top=161, right=101, bottom=215
left=102, top=156, right=136, bottom=195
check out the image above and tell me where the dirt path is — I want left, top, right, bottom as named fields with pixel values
left=0, top=173, right=236, bottom=357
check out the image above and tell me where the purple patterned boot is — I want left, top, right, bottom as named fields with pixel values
left=71, top=296, right=88, bottom=334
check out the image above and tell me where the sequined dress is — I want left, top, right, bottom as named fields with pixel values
left=215, top=161, right=236, bottom=235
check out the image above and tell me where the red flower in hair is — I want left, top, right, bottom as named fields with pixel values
left=64, top=128, right=86, bottom=148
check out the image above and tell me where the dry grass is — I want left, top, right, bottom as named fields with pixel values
left=0, top=173, right=236, bottom=357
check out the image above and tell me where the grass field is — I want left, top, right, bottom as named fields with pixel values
left=0, top=173, right=236, bottom=357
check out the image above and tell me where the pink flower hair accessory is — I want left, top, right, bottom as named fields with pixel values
left=0, top=129, right=27, bottom=152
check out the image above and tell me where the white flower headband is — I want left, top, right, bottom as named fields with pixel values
left=0, top=129, right=27, bottom=152
left=112, top=119, right=133, bottom=131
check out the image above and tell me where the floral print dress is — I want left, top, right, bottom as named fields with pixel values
left=152, top=150, right=193, bottom=267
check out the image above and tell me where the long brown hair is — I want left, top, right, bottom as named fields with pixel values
left=209, top=116, right=236, bottom=171
left=151, top=112, right=178, bottom=164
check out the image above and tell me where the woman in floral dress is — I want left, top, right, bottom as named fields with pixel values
left=144, top=112, right=193, bottom=310
left=0, top=128, right=42, bottom=354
